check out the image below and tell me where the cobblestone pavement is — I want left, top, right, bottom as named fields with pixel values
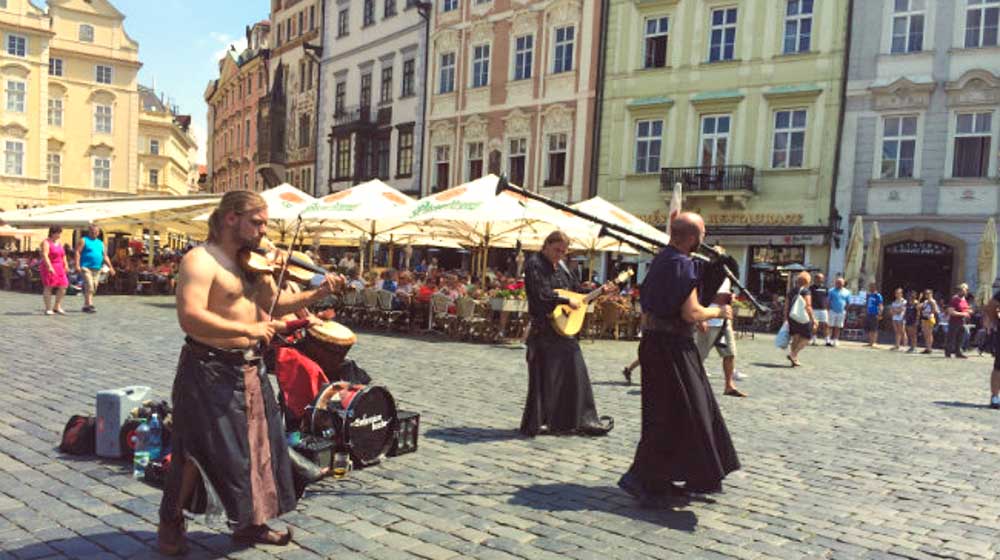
left=1, top=291, right=999, bottom=559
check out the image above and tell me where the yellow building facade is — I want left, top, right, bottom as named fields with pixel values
left=138, top=86, right=197, bottom=197
left=597, top=0, right=848, bottom=293
left=0, top=0, right=142, bottom=211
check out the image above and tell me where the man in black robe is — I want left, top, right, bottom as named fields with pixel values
left=158, top=191, right=343, bottom=554
left=520, top=230, right=614, bottom=437
left=619, top=212, right=740, bottom=506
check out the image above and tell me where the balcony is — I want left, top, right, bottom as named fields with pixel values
left=660, top=164, right=755, bottom=208
left=332, top=105, right=377, bottom=132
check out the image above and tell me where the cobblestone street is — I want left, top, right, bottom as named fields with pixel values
left=0, top=291, right=998, bottom=559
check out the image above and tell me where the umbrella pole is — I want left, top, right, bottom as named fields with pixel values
left=388, top=235, right=394, bottom=269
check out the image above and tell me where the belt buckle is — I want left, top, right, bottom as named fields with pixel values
left=241, top=348, right=255, bottom=362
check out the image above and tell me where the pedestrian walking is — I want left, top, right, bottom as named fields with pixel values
left=73, top=224, right=115, bottom=313
left=945, top=283, right=971, bottom=359
left=864, top=282, right=884, bottom=348
left=890, top=288, right=908, bottom=350
left=695, top=279, right=746, bottom=397
left=920, top=289, right=940, bottom=354
left=39, top=226, right=69, bottom=315
left=904, top=290, right=919, bottom=353
left=827, top=277, right=851, bottom=346
left=981, top=294, right=1000, bottom=409
left=784, top=272, right=815, bottom=367
left=810, top=273, right=830, bottom=346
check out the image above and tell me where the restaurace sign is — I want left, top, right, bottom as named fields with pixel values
left=705, top=213, right=804, bottom=226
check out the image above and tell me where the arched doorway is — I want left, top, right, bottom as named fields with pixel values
left=882, top=240, right=954, bottom=297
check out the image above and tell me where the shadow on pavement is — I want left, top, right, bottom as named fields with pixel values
left=1, top=530, right=249, bottom=559
left=933, top=400, right=993, bottom=410
left=141, top=301, right=177, bottom=309
left=509, top=483, right=699, bottom=531
left=592, top=380, right=630, bottom=387
left=424, top=427, right=523, bottom=444
left=749, top=362, right=791, bottom=370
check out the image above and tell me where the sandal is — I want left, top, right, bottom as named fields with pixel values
left=621, top=367, right=632, bottom=385
left=786, top=355, right=800, bottom=367
left=723, top=388, right=748, bottom=398
left=232, top=525, right=294, bottom=546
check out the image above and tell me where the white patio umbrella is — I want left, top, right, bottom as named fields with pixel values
left=843, top=216, right=865, bottom=292
left=977, top=217, right=997, bottom=306
left=191, top=183, right=316, bottom=243
left=572, top=196, right=669, bottom=252
left=405, top=175, right=598, bottom=280
left=864, top=221, right=882, bottom=289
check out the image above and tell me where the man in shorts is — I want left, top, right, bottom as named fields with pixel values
left=865, top=282, right=884, bottom=347
left=810, top=273, right=830, bottom=346
left=827, top=277, right=851, bottom=346
left=695, top=279, right=746, bottom=397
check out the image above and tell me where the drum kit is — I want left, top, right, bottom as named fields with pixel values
left=291, top=320, right=405, bottom=475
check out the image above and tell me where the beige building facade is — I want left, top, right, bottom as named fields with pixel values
left=138, top=86, right=197, bottom=196
left=424, top=0, right=604, bottom=202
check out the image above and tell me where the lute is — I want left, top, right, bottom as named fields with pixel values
left=550, top=269, right=635, bottom=337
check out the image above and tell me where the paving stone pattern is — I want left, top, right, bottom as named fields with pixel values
left=0, top=291, right=998, bottom=559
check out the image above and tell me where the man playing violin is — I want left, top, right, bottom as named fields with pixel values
left=158, top=191, right=343, bottom=555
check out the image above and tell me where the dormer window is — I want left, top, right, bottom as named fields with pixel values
left=79, top=24, right=95, bottom=43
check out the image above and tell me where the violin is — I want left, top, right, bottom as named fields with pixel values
left=238, top=239, right=330, bottom=285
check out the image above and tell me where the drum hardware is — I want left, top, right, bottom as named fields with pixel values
left=305, top=382, right=398, bottom=469
left=388, top=411, right=420, bottom=457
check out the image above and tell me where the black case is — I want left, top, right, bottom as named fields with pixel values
left=389, top=411, right=420, bottom=456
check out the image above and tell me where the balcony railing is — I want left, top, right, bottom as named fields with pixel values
left=333, top=105, right=376, bottom=128
left=660, top=164, right=756, bottom=193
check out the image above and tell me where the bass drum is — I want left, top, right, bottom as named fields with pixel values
left=307, top=382, right=398, bottom=468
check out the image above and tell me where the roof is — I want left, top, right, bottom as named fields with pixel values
left=139, top=85, right=169, bottom=113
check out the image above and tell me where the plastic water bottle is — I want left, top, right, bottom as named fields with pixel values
left=147, top=414, right=163, bottom=462
left=132, top=419, right=150, bottom=480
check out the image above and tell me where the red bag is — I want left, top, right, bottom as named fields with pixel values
left=275, top=347, right=329, bottom=420
left=59, top=415, right=96, bottom=455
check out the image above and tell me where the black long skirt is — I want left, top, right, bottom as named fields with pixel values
left=159, top=345, right=297, bottom=530
left=519, top=324, right=601, bottom=436
left=626, top=331, right=740, bottom=489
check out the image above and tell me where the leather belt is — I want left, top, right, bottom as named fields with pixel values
left=641, top=313, right=693, bottom=335
left=184, top=336, right=262, bottom=366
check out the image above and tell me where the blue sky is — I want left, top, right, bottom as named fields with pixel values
left=113, top=0, right=270, bottom=164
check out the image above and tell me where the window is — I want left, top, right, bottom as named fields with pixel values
left=644, top=17, right=669, bottom=68
left=513, top=35, right=533, bottom=80
left=891, top=0, right=925, bottom=53
left=953, top=112, right=992, bottom=177
left=401, top=59, right=415, bottom=97
left=298, top=12, right=304, bottom=35
left=5, top=80, right=24, bottom=113
left=48, top=58, right=63, bottom=76
left=709, top=8, right=738, bottom=62
left=546, top=133, right=567, bottom=186
left=376, top=136, right=390, bottom=179
left=783, top=0, right=813, bottom=54
left=364, top=0, right=375, bottom=26
left=94, top=105, right=113, bottom=134
left=96, top=65, right=113, bottom=84
left=433, top=145, right=450, bottom=191
left=880, top=115, right=918, bottom=178
left=287, top=19, right=292, bottom=39
left=380, top=67, right=393, bottom=103
left=277, top=23, right=283, bottom=46
left=635, top=120, right=663, bottom=174
left=259, top=70, right=265, bottom=89
left=47, top=153, right=60, bottom=185
left=335, top=81, right=346, bottom=114
left=48, top=98, right=63, bottom=126
left=244, top=173, right=249, bottom=190
left=6, top=34, right=25, bottom=57
left=150, top=139, right=160, bottom=155
left=553, top=26, right=575, bottom=73
left=471, top=44, right=490, bottom=88
left=397, top=128, right=414, bottom=176
left=385, top=0, right=396, bottom=17
left=965, top=0, right=1000, bottom=48
left=303, top=168, right=312, bottom=192
left=299, top=113, right=311, bottom=148
left=442, top=0, right=458, bottom=12
left=700, top=115, right=731, bottom=167
left=360, top=73, right=372, bottom=109
left=79, top=24, right=94, bottom=43
left=772, top=109, right=807, bottom=168
left=439, top=52, right=455, bottom=93
left=299, top=61, right=306, bottom=93
left=467, top=142, right=484, bottom=180
left=149, top=169, right=159, bottom=186
left=93, top=157, right=111, bottom=189
left=4, top=140, right=23, bottom=176
left=338, top=9, right=350, bottom=37
left=508, top=138, right=527, bottom=186
left=310, top=5, right=316, bottom=30
left=336, top=138, right=351, bottom=178
left=245, top=118, right=251, bottom=147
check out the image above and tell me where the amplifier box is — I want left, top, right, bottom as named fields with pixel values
left=295, top=436, right=335, bottom=470
left=389, top=411, right=420, bottom=457
left=95, top=386, right=151, bottom=458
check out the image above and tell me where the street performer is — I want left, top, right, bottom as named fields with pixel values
left=520, top=230, right=614, bottom=437
left=618, top=212, right=740, bottom=506
left=157, top=191, right=344, bottom=555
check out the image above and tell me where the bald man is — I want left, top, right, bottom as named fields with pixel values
left=618, top=212, right=740, bottom=507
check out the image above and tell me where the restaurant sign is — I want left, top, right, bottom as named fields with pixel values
left=705, top=213, right=804, bottom=226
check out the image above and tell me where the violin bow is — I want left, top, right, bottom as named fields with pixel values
left=267, top=216, right=304, bottom=319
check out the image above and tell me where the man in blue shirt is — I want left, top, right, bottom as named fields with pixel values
left=73, top=224, right=115, bottom=313
left=865, top=281, right=884, bottom=347
left=827, top=277, right=851, bottom=347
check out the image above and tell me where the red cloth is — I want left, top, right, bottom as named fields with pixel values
left=948, top=296, right=969, bottom=327
left=274, top=346, right=329, bottom=420
left=416, top=284, right=435, bottom=303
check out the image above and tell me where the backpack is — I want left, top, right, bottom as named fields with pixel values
left=59, top=415, right=96, bottom=455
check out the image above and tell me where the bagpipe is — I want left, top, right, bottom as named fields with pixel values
left=494, top=175, right=768, bottom=313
